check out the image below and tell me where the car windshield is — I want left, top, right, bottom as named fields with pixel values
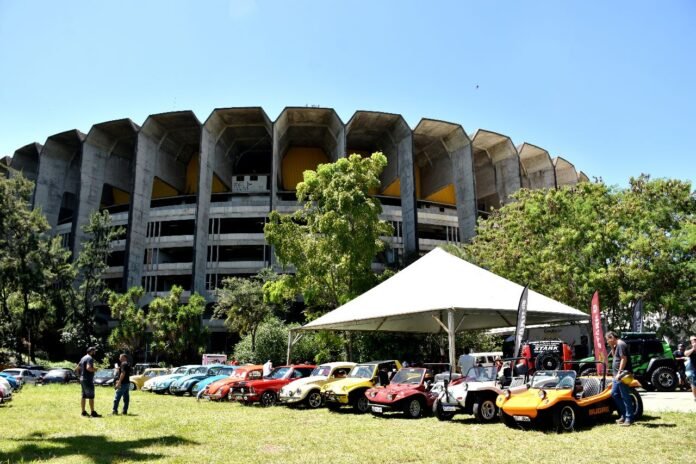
left=172, top=367, right=187, bottom=374
left=3, top=370, right=20, bottom=375
left=391, top=368, right=425, bottom=385
left=311, top=365, right=332, bottom=377
left=95, top=369, right=114, bottom=378
left=266, top=367, right=290, bottom=379
left=465, top=366, right=497, bottom=382
left=45, top=370, right=66, bottom=378
left=531, top=370, right=576, bottom=389
left=217, top=367, right=235, bottom=376
left=348, top=365, right=375, bottom=379
left=192, top=367, right=208, bottom=375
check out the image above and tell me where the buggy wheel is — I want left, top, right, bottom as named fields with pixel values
left=499, top=409, right=518, bottom=428
left=305, top=391, right=323, bottom=409
left=536, top=353, right=561, bottom=371
left=553, top=404, right=577, bottom=433
left=629, top=388, right=644, bottom=420
left=473, top=398, right=498, bottom=423
left=651, top=366, right=677, bottom=392
left=260, top=391, right=276, bottom=407
left=404, top=398, right=423, bottom=419
left=353, top=395, right=370, bottom=414
left=433, top=398, right=454, bottom=421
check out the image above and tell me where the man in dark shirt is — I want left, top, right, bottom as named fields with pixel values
left=685, top=335, right=696, bottom=403
left=606, top=331, right=633, bottom=426
left=112, top=353, right=132, bottom=415
left=76, top=346, right=101, bottom=418
left=674, top=343, right=687, bottom=390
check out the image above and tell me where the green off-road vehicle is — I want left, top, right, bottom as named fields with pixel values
left=577, top=332, right=678, bottom=391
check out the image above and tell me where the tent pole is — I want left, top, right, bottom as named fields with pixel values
left=286, top=330, right=293, bottom=365
left=448, top=309, right=456, bottom=373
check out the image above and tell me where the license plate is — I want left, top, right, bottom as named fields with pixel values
left=442, top=405, right=457, bottom=412
left=371, top=406, right=383, bottom=413
left=513, top=415, right=531, bottom=422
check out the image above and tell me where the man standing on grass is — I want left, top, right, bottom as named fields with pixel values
left=685, top=335, right=696, bottom=403
left=606, top=332, right=633, bottom=426
left=112, top=353, right=131, bottom=415
left=76, top=346, right=101, bottom=418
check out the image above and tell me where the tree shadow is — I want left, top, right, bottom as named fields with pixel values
left=3, top=432, right=197, bottom=464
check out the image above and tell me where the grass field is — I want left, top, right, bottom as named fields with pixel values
left=1, top=385, right=695, bottom=464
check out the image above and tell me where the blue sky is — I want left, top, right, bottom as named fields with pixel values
left=0, top=0, right=694, bottom=187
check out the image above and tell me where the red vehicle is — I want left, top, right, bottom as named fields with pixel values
left=365, top=367, right=439, bottom=419
left=230, top=365, right=316, bottom=406
left=201, top=365, right=263, bottom=401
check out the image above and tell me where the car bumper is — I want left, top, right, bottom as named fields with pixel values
left=231, top=392, right=259, bottom=402
left=278, top=393, right=306, bottom=404
left=169, top=386, right=189, bottom=393
left=322, top=392, right=349, bottom=404
left=367, top=401, right=401, bottom=414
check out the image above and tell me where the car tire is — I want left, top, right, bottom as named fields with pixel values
left=629, top=388, right=644, bottom=420
left=553, top=404, right=577, bottom=433
left=305, top=390, right=323, bottom=409
left=433, top=398, right=454, bottom=421
left=353, top=394, right=370, bottom=414
left=473, top=398, right=498, bottom=423
left=404, top=398, right=423, bottom=419
left=260, top=391, right=276, bottom=407
left=499, top=408, right=518, bottom=428
left=129, top=382, right=136, bottom=391
left=536, top=353, right=561, bottom=371
left=650, top=366, right=677, bottom=392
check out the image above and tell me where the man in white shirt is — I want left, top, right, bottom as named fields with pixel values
left=458, top=347, right=475, bottom=376
left=263, top=359, right=273, bottom=377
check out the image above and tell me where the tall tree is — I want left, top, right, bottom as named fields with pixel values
left=107, top=286, right=147, bottom=355
left=147, top=286, right=207, bottom=362
left=213, top=269, right=281, bottom=352
left=448, top=176, right=695, bottom=334
left=62, top=210, right=124, bottom=349
left=0, top=174, right=71, bottom=361
left=264, top=153, right=393, bottom=318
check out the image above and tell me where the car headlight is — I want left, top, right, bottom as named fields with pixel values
left=538, top=389, right=546, bottom=400
left=367, top=391, right=377, bottom=398
left=387, top=393, right=395, bottom=400
left=504, top=390, right=511, bottom=399
left=296, top=388, right=302, bottom=395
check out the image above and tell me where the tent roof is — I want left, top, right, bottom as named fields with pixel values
left=301, top=248, right=587, bottom=333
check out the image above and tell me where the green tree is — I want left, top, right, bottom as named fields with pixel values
left=448, top=176, right=695, bottom=334
left=147, top=285, right=207, bottom=362
left=62, top=210, right=124, bottom=349
left=264, top=153, right=393, bottom=318
left=0, top=175, right=71, bottom=362
left=213, top=269, right=282, bottom=352
left=107, top=286, right=147, bottom=354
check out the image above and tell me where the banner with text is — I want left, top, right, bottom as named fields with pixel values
left=590, top=291, right=608, bottom=375
left=513, top=285, right=529, bottom=359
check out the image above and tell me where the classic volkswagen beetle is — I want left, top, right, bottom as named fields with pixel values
left=169, top=365, right=227, bottom=396
left=321, top=360, right=401, bottom=413
left=201, top=365, right=263, bottom=401
left=192, top=366, right=238, bottom=398
left=497, top=368, right=643, bottom=432
left=278, top=362, right=355, bottom=409
left=142, top=365, right=200, bottom=394
left=230, top=364, right=316, bottom=406
left=366, top=366, right=439, bottom=418
left=129, top=368, right=170, bottom=391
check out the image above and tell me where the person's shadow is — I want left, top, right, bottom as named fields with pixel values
left=3, top=432, right=197, bottom=463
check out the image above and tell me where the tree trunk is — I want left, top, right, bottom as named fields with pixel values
left=251, top=327, right=257, bottom=353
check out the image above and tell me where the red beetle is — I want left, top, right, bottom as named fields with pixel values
left=229, top=365, right=316, bottom=406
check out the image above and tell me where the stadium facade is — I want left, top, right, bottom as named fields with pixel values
left=2, top=107, right=587, bottom=322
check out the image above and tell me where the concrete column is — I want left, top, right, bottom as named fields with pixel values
left=73, top=145, right=108, bottom=257
left=397, top=133, right=418, bottom=263
left=124, top=133, right=157, bottom=289
left=493, top=155, right=522, bottom=204
left=452, top=144, right=476, bottom=242
left=192, top=126, right=215, bottom=295
left=34, top=140, right=81, bottom=231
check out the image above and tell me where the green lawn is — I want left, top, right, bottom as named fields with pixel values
left=1, top=385, right=695, bottom=464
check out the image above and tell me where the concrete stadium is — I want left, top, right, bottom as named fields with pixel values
left=1, top=107, right=587, bottom=347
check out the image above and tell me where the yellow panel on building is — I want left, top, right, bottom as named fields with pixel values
left=212, top=173, right=228, bottom=193
left=185, top=156, right=199, bottom=194
left=111, top=186, right=130, bottom=205
left=282, top=147, right=329, bottom=191
left=381, top=178, right=401, bottom=197
left=424, top=184, right=456, bottom=205
left=152, top=177, right=179, bottom=199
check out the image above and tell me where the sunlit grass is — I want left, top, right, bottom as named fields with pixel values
left=1, top=385, right=695, bottom=463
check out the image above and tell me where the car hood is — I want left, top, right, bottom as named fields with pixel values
left=153, top=374, right=184, bottom=384
left=283, top=375, right=329, bottom=390
left=237, top=378, right=287, bottom=388
left=173, top=374, right=206, bottom=384
left=195, top=375, right=228, bottom=388
left=322, top=377, right=372, bottom=392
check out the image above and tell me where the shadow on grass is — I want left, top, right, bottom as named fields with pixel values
left=3, top=432, right=197, bottom=464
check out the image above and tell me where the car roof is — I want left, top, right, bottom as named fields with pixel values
left=319, top=362, right=357, bottom=368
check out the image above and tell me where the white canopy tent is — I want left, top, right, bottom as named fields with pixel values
left=296, top=248, right=588, bottom=368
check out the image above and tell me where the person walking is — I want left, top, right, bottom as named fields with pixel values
left=458, top=347, right=475, bottom=376
left=263, top=359, right=273, bottom=377
left=684, top=335, right=696, bottom=402
left=112, top=353, right=132, bottom=415
left=76, top=346, right=101, bottom=418
left=674, top=343, right=687, bottom=390
left=606, top=331, right=633, bottom=426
